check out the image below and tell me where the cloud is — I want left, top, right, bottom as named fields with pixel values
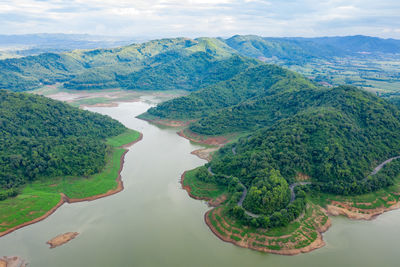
left=0, top=0, right=399, bottom=39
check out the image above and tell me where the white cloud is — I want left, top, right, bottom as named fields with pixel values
left=0, top=0, right=399, bottom=38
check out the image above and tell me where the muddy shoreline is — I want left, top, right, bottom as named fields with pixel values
left=140, top=117, right=191, bottom=127
left=177, top=130, right=228, bottom=146
left=0, top=133, right=143, bottom=238
left=325, top=200, right=400, bottom=220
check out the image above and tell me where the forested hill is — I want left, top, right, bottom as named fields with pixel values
left=0, top=37, right=260, bottom=92
left=2, top=35, right=399, bottom=93
left=144, top=64, right=319, bottom=134
left=209, top=86, right=400, bottom=195
left=145, top=61, right=400, bottom=194
left=225, top=35, right=400, bottom=63
left=0, top=90, right=126, bottom=196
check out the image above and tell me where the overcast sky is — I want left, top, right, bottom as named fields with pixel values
left=1, top=0, right=400, bottom=39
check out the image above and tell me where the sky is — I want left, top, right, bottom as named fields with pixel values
left=1, top=0, right=400, bottom=39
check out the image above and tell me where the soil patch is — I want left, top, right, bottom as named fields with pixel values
left=325, top=200, right=400, bottom=220
left=191, top=147, right=220, bottom=162
left=178, top=130, right=228, bottom=146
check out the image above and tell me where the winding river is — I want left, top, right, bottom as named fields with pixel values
left=1, top=100, right=400, bottom=266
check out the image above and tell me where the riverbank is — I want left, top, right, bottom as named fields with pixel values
left=0, top=131, right=143, bottom=238
left=181, top=167, right=331, bottom=255
left=205, top=205, right=331, bottom=255
left=178, top=129, right=229, bottom=146
left=324, top=198, right=400, bottom=220
left=181, top=170, right=227, bottom=207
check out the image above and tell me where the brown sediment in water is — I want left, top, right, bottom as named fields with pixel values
left=0, top=256, right=27, bottom=267
left=0, top=133, right=143, bottom=238
left=46, top=232, right=79, bottom=248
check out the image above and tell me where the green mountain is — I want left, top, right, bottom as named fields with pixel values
left=225, top=35, right=400, bottom=62
left=3, top=35, right=399, bottom=94
left=0, top=89, right=126, bottom=197
left=210, top=86, right=400, bottom=194
left=146, top=64, right=319, bottom=135
left=0, top=37, right=260, bottom=92
left=147, top=64, right=400, bottom=197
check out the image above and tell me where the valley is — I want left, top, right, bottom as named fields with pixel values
left=2, top=99, right=400, bottom=266
left=1, top=34, right=400, bottom=265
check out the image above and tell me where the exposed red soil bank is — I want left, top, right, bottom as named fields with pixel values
left=178, top=130, right=228, bottom=146
left=141, top=118, right=192, bottom=127
left=0, top=133, right=143, bottom=238
left=204, top=208, right=331, bottom=255
left=325, top=199, right=400, bottom=220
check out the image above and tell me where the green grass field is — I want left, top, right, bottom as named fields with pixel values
left=106, top=129, right=141, bottom=147
left=183, top=168, right=226, bottom=200
left=0, top=129, right=141, bottom=234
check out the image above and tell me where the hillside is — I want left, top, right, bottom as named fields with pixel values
left=145, top=64, right=320, bottom=135
left=225, top=35, right=400, bottom=62
left=210, top=86, right=400, bottom=195
left=2, top=35, right=399, bottom=96
left=146, top=64, right=400, bottom=198
left=0, top=90, right=127, bottom=198
left=170, top=76, right=400, bottom=234
left=0, top=37, right=259, bottom=92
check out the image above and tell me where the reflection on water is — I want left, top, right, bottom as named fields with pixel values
left=1, top=100, right=400, bottom=267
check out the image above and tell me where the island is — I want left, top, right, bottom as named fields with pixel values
left=47, top=232, right=79, bottom=248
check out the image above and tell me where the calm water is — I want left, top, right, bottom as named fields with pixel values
left=1, top=100, right=400, bottom=267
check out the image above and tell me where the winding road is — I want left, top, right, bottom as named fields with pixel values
left=207, top=146, right=400, bottom=218
left=207, top=166, right=308, bottom=218
left=369, top=156, right=400, bottom=176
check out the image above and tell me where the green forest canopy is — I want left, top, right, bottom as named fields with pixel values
left=147, top=62, right=400, bottom=198
left=2, top=35, right=400, bottom=94
left=0, top=90, right=127, bottom=197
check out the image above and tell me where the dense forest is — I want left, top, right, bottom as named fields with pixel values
left=1, top=35, right=400, bottom=93
left=147, top=61, right=400, bottom=224
left=209, top=86, right=400, bottom=192
left=0, top=90, right=126, bottom=199
left=0, top=38, right=260, bottom=92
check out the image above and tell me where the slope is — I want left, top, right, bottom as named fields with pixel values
left=0, top=37, right=260, bottom=92
left=0, top=89, right=128, bottom=196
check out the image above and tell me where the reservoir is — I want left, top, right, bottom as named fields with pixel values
left=0, top=99, right=399, bottom=266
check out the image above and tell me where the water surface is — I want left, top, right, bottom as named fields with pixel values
left=1, top=100, right=399, bottom=266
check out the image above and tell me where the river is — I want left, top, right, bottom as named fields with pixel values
left=1, top=100, right=400, bottom=266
